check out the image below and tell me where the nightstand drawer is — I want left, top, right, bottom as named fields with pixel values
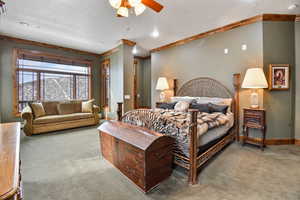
left=244, top=109, right=265, bottom=121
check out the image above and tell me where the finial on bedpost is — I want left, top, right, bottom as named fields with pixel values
left=117, top=102, right=123, bottom=121
left=188, top=109, right=198, bottom=185
left=173, top=79, right=178, bottom=96
left=233, top=74, right=241, bottom=141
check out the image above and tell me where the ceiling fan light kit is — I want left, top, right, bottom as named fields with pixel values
left=135, top=3, right=146, bottom=16
left=117, top=6, right=129, bottom=17
left=109, top=0, right=163, bottom=17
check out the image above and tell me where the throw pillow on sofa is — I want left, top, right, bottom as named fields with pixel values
left=29, top=102, right=46, bottom=118
left=82, top=99, right=95, bottom=113
left=57, top=102, right=77, bottom=115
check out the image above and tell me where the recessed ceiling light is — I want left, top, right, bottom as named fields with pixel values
left=224, top=48, right=229, bottom=54
left=151, top=29, right=159, bottom=38
left=288, top=4, right=298, bottom=10
left=242, top=44, right=247, bottom=51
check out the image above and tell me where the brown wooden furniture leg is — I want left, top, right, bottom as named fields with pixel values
left=117, top=102, right=123, bottom=121
left=188, top=109, right=198, bottom=185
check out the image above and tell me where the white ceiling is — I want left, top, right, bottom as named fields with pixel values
left=0, top=0, right=299, bottom=56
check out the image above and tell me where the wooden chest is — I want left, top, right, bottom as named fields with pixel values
left=98, top=121, right=174, bottom=193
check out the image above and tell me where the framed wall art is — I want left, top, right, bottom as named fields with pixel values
left=268, top=64, right=290, bottom=90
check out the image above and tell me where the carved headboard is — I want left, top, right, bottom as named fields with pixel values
left=176, top=77, right=233, bottom=98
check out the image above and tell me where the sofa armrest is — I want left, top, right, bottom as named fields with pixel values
left=21, top=106, right=33, bottom=121
left=92, top=105, right=100, bottom=114
left=21, top=106, right=34, bottom=136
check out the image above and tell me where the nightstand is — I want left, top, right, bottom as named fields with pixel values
left=243, top=108, right=266, bottom=150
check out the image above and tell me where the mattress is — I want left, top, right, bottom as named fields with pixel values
left=197, top=112, right=234, bottom=147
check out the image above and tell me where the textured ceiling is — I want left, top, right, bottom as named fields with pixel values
left=0, top=0, right=299, bottom=56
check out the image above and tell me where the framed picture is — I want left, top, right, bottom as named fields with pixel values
left=269, top=64, right=290, bottom=90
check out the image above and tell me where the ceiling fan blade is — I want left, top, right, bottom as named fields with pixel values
left=141, top=0, right=164, bottom=12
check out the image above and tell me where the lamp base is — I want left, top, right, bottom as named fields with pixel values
left=250, top=90, right=259, bottom=109
left=159, top=91, right=166, bottom=102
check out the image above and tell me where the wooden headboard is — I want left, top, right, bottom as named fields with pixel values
left=175, top=77, right=233, bottom=98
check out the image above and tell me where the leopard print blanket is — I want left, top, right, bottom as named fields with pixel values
left=122, top=109, right=229, bottom=157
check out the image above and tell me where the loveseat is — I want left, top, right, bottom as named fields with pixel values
left=21, top=100, right=100, bottom=136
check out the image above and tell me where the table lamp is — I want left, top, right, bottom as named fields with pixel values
left=242, top=68, right=268, bottom=108
left=156, top=77, right=169, bottom=102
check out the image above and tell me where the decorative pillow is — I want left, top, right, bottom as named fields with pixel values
left=189, top=102, right=210, bottom=113
left=71, top=100, right=82, bottom=113
left=170, top=96, right=197, bottom=104
left=157, top=102, right=177, bottom=110
left=29, top=102, right=46, bottom=118
left=82, top=99, right=95, bottom=113
left=196, top=97, right=232, bottom=112
left=174, top=101, right=190, bottom=112
left=57, top=102, right=76, bottom=115
left=208, top=103, right=228, bottom=114
left=42, top=101, right=59, bottom=115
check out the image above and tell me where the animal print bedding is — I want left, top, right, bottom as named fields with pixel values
left=121, top=109, right=230, bottom=157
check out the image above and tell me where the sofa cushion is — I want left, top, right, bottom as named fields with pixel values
left=57, top=101, right=83, bottom=115
left=42, top=101, right=59, bottom=115
left=82, top=99, right=95, bottom=113
left=29, top=102, right=46, bottom=118
left=33, top=113, right=94, bottom=125
left=71, top=100, right=82, bottom=113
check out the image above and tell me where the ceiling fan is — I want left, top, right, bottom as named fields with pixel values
left=109, top=0, right=164, bottom=17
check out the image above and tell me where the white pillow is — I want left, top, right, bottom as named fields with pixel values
left=171, top=96, right=197, bottom=103
left=174, top=101, right=190, bottom=112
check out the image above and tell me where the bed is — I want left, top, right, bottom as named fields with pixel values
left=116, top=74, right=241, bottom=184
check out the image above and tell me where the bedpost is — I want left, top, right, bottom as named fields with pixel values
left=233, top=74, right=241, bottom=141
left=188, top=109, right=198, bottom=185
left=173, top=79, right=178, bottom=96
left=117, top=102, right=123, bottom=121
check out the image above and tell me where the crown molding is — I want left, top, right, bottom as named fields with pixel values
left=150, top=14, right=297, bottom=53
left=100, top=39, right=136, bottom=57
left=262, top=14, right=296, bottom=21
left=134, top=55, right=151, bottom=60
left=0, top=34, right=101, bottom=57
left=121, top=39, right=136, bottom=46
left=100, top=47, right=119, bottom=57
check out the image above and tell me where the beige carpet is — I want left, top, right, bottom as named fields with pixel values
left=20, top=126, right=300, bottom=200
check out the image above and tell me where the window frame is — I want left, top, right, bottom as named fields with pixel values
left=12, top=48, right=93, bottom=116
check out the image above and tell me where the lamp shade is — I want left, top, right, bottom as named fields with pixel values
left=156, top=77, right=169, bottom=90
left=242, top=68, right=268, bottom=89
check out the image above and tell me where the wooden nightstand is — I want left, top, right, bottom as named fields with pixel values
left=243, top=108, right=266, bottom=150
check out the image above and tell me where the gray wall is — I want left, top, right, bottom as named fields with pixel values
left=0, top=40, right=101, bottom=123
left=136, top=57, right=151, bottom=108
left=151, top=20, right=297, bottom=139
left=151, top=22, right=264, bottom=136
left=295, top=21, right=300, bottom=140
left=262, top=21, right=295, bottom=139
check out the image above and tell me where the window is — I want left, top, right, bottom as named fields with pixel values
left=14, top=49, right=92, bottom=114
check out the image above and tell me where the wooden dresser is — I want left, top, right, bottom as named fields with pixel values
left=98, top=121, right=174, bottom=193
left=0, top=123, right=23, bottom=200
